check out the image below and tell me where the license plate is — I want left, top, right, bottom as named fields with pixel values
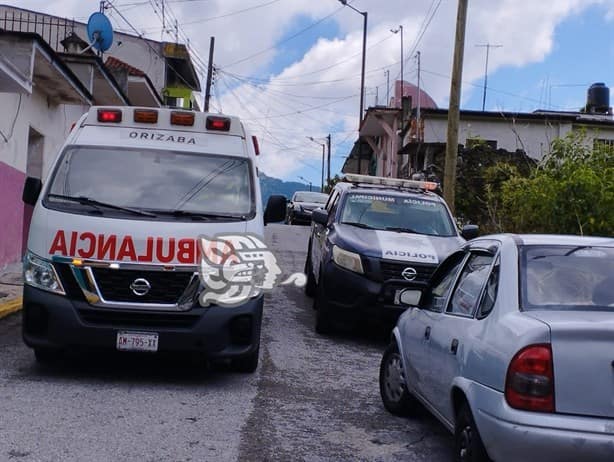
left=116, top=331, right=159, bottom=352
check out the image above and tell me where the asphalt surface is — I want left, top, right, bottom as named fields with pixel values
left=0, top=224, right=452, bottom=461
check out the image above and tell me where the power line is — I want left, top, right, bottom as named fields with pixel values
left=141, top=0, right=284, bottom=32
left=222, top=4, right=344, bottom=68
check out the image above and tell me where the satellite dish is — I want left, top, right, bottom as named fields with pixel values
left=86, top=12, right=113, bottom=52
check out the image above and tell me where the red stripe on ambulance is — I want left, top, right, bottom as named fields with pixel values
left=49, top=230, right=201, bottom=264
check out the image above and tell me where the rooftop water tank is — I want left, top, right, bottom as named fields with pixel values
left=586, top=83, right=610, bottom=113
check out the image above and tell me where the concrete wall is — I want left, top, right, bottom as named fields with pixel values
left=0, top=89, right=87, bottom=267
left=418, top=115, right=614, bottom=160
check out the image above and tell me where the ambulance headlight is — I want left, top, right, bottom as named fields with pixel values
left=24, top=252, right=65, bottom=295
left=332, top=245, right=364, bottom=274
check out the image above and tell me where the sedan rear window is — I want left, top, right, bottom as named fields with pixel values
left=520, top=245, right=614, bottom=311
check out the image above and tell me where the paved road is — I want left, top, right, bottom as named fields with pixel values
left=0, top=224, right=452, bottom=461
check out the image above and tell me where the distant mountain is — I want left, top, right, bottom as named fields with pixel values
left=259, top=172, right=320, bottom=206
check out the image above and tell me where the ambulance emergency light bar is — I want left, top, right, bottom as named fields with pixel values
left=96, top=109, right=231, bottom=131
left=343, top=174, right=438, bottom=191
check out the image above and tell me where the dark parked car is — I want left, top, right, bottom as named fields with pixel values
left=285, top=191, right=328, bottom=225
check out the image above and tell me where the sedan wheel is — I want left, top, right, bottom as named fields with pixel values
left=454, top=404, right=491, bottom=462
left=379, top=342, right=417, bottom=416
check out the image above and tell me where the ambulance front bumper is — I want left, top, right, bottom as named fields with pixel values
left=22, top=285, right=263, bottom=358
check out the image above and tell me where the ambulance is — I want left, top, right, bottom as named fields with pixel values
left=21, top=107, right=286, bottom=372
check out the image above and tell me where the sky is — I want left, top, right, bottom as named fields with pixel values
left=6, top=0, right=614, bottom=187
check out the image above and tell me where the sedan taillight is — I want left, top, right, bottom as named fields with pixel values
left=505, top=344, right=554, bottom=413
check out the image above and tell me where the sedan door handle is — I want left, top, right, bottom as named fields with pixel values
left=424, top=326, right=431, bottom=340
left=450, top=338, right=459, bottom=355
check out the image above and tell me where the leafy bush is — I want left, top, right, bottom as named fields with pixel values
left=500, top=131, right=613, bottom=236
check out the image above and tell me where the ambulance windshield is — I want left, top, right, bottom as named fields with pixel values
left=45, top=147, right=254, bottom=219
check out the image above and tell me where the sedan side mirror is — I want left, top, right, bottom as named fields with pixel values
left=264, top=195, right=287, bottom=225
left=398, top=288, right=423, bottom=306
left=23, top=177, right=42, bottom=206
left=311, top=208, right=328, bottom=226
left=461, top=224, right=479, bottom=240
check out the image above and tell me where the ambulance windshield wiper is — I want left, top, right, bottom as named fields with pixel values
left=47, top=194, right=156, bottom=217
left=148, top=209, right=245, bottom=221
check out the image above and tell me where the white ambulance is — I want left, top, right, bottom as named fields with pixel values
left=21, top=107, right=286, bottom=372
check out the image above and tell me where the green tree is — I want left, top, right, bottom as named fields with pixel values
left=500, top=131, right=613, bottom=236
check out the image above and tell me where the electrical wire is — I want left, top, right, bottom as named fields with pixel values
left=0, top=94, right=22, bottom=143
left=222, top=4, right=344, bottom=68
left=142, top=0, right=285, bottom=32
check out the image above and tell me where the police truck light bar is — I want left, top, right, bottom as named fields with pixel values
left=344, top=173, right=438, bottom=191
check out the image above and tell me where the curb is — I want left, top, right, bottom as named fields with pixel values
left=0, top=297, right=22, bottom=319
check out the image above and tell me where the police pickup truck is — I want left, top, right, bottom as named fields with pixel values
left=304, top=174, right=478, bottom=333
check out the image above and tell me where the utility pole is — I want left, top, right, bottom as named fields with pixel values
left=320, top=143, right=325, bottom=192
left=476, top=43, right=502, bottom=111
left=385, top=70, right=390, bottom=105
left=161, top=0, right=165, bottom=41
left=338, top=0, right=368, bottom=175
left=391, top=25, right=404, bottom=95
left=443, top=0, right=468, bottom=215
left=416, top=51, right=422, bottom=123
left=204, top=37, right=215, bottom=112
left=326, top=134, right=331, bottom=189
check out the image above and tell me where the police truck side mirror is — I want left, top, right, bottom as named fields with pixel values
left=22, top=177, right=42, bottom=206
left=264, top=195, right=287, bottom=225
left=461, top=224, right=479, bottom=240
left=311, top=208, right=328, bottom=226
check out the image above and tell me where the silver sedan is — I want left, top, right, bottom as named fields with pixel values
left=379, top=234, right=614, bottom=462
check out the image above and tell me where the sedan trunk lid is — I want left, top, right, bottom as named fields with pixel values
left=525, top=310, right=614, bottom=418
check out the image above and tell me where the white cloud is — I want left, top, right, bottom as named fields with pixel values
left=5, top=0, right=614, bottom=181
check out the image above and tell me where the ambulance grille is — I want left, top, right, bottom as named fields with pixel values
left=92, top=268, right=194, bottom=304
left=379, top=261, right=436, bottom=283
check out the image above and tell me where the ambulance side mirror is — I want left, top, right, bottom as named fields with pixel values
left=264, top=195, right=287, bottom=225
left=23, top=177, right=42, bottom=206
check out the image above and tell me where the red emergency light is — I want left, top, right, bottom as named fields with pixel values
left=206, top=116, right=231, bottom=131
left=252, top=135, right=260, bottom=156
left=97, top=109, right=122, bottom=123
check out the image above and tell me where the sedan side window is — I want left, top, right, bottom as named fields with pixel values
left=422, top=257, right=465, bottom=313
left=447, top=254, right=493, bottom=317
left=477, top=257, right=500, bottom=319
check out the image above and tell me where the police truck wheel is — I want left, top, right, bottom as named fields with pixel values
left=304, top=246, right=316, bottom=297
left=232, top=345, right=260, bottom=373
left=314, top=274, right=333, bottom=334
left=34, top=348, right=61, bottom=364
left=379, top=342, right=417, bottom=416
